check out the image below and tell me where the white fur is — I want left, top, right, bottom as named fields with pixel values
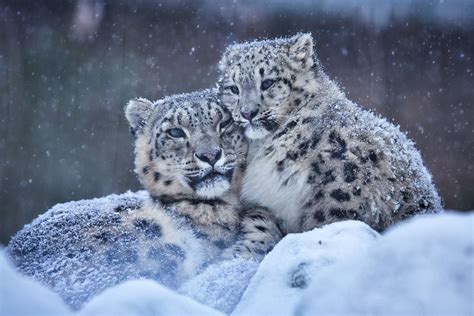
left=196, top=179, right=231, bottom=200
left=243, top=124, right=270, bottom=140
left=242, top=155, right=308, bottom=233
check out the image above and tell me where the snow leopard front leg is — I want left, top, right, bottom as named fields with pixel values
left=162, top=198, right=241, bottom=250
left=223, top=206, right=283, bottom=260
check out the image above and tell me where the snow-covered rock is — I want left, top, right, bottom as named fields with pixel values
left=0, top=249, right=71, bottom=316
left=232, top=220, right=379, bottom=315
left=180, top=258, right=259, bottom=314
left=78, top=279, right=223, bottom=316
left=296, top=212, right=474, bottom=316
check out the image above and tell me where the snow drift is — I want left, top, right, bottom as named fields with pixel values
left=2, top=191, right=472, bottom=315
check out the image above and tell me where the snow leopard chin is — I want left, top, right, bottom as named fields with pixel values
left=194, top=176, right=231, bottom=199
left=244, top=123, right=270, bottom=140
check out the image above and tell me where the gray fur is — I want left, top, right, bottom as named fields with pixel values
left=7, top=90, right=258, bottom=308
left=218, top=33, right=442, bottom=236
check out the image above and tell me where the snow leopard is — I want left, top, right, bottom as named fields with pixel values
left=7, top=90, right=281, bottom=308
left=217, top=33, right=442, bottom=241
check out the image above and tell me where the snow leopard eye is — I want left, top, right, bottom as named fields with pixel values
left=261, top=79, right=276, bottom=91
left=167, top=128, right=186, bottom=138
left=227, top=85, right=239, bottom=95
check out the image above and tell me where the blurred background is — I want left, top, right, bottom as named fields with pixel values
left=1, top=0, right=473, bottom=244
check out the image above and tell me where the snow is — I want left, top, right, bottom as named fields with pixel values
left=0, top=248, right=72, bottom=316
left=232, top=220, right=379, bottom=315
left=78, top=280, right=223, bottom=316
left=296, top=212, right=474, bottom=316
left=2, top=201, right=473, bottom=315
left=0, top=248, right=221, bottom=316
left=179, top=258, right=259, bottom=314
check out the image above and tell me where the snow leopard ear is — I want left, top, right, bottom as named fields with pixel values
left=218, top=44, right=241, bottom=73
left=125, top=97, right=154, bottom=136
left=287, top=33, right=314, bottom=71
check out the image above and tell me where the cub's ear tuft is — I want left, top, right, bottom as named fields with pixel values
left=287, top=33, right=314, bottom=71
left=125, top=97, right=154, bottom=136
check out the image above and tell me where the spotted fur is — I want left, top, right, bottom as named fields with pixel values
left=122, top=90, right=254, bottom=273
left=218, top=33, right=442, bottom=237
left=128, top=90, right=282, bottom=259
left=7, top=90, right=279, bottom=308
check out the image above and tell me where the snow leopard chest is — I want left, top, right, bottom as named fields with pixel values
left=242, top=142, right=310, bottom=234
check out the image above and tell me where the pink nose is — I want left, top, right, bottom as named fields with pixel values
left=195, top=149, right=222, bottom=166
left=241, top=109, right=259, bottom=121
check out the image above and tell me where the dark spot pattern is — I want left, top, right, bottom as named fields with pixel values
left=273, top=120, right=298, bottom=140
left=343, top=162, right=359, bottom=183
left=276, top=160, right=285, bottom=172
left=106, top=248, right=138, bottom=265
left=287, top=151, right=298, bottom=160
left=289, top=263, right=310, bottom=289
left=314, top=190, right=324, bottom=200
left=148, top=243, right=186, bottom=278
left=368, top=150, right=378, bottom=163
left=311, top=162, right=321, bottom=174
left=329, top=208, right=360, bottom=220
left=214, top=239, right=228, bottom=250
left=133, top=219, right=162, bottom=239
left=328, top=131, right=347, bottom=159
left=330, top=189, right=351, bottom=202
left=313, top=210, right=325, bottom=222
left=264, top=145, right=274, bottom=156
left=322, top=170, right=336, bottom=185
left=154, top=172, right=161, bottom=182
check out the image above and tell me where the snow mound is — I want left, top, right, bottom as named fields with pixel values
left=78, top=279, right=223, bottom=316
left=296, top=212, right=474, bottom=316
left=0, top=249, right=71, bottom=316
left=179, top=258, right=259, bottom=314
left=4, top=202, right=471, bottom=316
left=232, top=220, right=379, bottom=315
left=229, top=212, right=473, bottom=316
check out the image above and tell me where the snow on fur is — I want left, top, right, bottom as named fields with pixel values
left=2, top=191, right=471, bottom=315
left=6, top=191, right=150, bottom=308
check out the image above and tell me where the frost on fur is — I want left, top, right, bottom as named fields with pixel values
left=125, top=97, right=154, bottom=136
left=218, top=34, right=442, bottom=235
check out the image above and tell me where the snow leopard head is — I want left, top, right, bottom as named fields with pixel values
left=125, top=90, right=247, bottom=200
left=218, top=33, right=317, bottom=140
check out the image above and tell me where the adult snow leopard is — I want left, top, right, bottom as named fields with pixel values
left=218, top=33, right=442, bottom=240
left=7, top=90, right=280, bottom=308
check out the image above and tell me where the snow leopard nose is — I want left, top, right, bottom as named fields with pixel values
left=195, top=148, right=222, bottom=167
left=241, top=108, right=259, bottom=121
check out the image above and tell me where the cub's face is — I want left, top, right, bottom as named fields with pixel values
left=218, top=33, right=315, bottom=140
left=125, top=90, right=247, bottom=200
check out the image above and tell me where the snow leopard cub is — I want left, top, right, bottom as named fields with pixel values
left=7, top=90, right=280, bottom=308
left=218, top=33, right=442, bottom=241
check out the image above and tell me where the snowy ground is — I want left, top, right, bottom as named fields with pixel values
left=1, top=208, right=473, bottom=315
